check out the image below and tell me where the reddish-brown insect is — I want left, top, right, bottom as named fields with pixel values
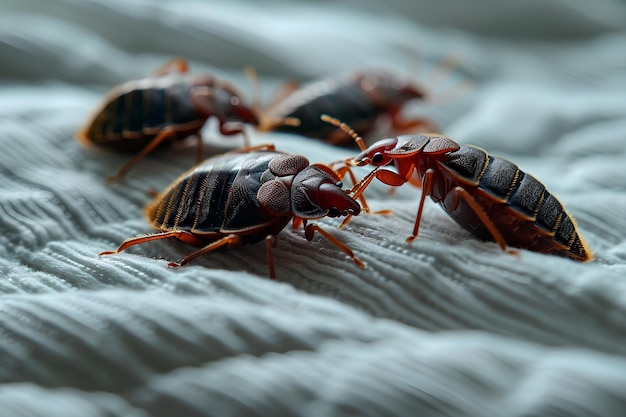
left=324, top=116, right=593, bottom=262
left=259, top=70, right=439, bottom=147
left=99, top=145, right=364, bottom=279
left=77, top=57, right=259, bottom=182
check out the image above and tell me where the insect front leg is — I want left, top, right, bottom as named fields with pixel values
left=331, top=162, right=374, bottom=215
left=407, top=169, right=435, bottom=243
left=337, top=167, right=399, bottom=229
left=302, top=221, right=364, bottom=269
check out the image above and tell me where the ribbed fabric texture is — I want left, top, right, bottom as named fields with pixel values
left=2, top=0, right=626, bottom=416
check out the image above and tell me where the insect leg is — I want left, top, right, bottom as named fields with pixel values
left=170, top=234, right=243, bottom=267
left=105, top=127, right=177, bottom=183
left=99, top=230, right=197, bottom=256
left=340, top=167, right=400, bottom=228
left=150, top=57, right=189, bottom=76
left=218, top=122, right=250, bottom=147
left=265, top=234, right=278, bottom=280
left=407, top=169, right=435, bottom=243
left=445, top=186, right=508, bottom=251
left=303, top=222, right=364, bottom=268
left=332, top=162, right=372, bottom=214
left=388, top=108, right=439, bottom=134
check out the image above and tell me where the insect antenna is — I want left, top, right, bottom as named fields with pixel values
left=320, top=114, right=366, bottom=151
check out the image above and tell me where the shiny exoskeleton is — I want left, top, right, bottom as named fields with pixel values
left=349, top=134, right=593, bottom=262
left=260, top=70, right=436, bottom=147
left=77, top=57, right=259, bottom=182
left=99, top=146, right=364, bottom=278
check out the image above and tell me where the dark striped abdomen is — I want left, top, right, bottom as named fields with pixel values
left=84, top=77, right=204, bottom=150
left=272, top=79, right=383, bottom=144
left=435, top=146, right=592, bottom=261
left=146, top=152, right=290, bottom=242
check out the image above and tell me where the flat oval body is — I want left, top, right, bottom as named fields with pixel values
left=269, top=72, right=423, bottom=146
left=80, top=73, right=211, bottom=151
left=147, top=151, right=291, bottom=245
left=420, top=145, right=591, bottom=261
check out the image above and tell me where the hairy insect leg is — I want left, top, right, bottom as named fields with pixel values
left=303, top=222, right=364, bottom=268
left=99, top=230, right=199, bottom=257
left=169, top=234, right=244, bottom=267
left=444, top=186, right=508, bottom=252
left=105, top=127, right=177, bottom=183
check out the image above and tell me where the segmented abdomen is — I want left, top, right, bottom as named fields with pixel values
left=271, top=79, right=385, bottom=144
left=84, top=78, right=203, bottom=149
left=436, top=146, right=592, bottom=261
left=146, top=152, right=289, bottom=239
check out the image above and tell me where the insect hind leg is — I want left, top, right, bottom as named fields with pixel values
left=99, top=230, right=198, bottom=257
left=444, top=186, right=508, bottom=252
left=106, top=127, right=178, bottom=183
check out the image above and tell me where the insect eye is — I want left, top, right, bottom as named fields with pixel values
left=372, top=153, right=384, bottom=165
left=327, top=207, right=340, bottom=218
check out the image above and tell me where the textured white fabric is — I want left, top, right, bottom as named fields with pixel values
left=2, top=0, right=626, bottom=416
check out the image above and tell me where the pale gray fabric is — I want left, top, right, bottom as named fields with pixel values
left=2, top=0, right=626, bottom=416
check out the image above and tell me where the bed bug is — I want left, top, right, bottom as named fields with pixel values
left=258, top=56, right=469, bottom=147
left=77, top=57, right=259, bottom=182
left=258, top=70, right=438, bottom=147
left=99, top=145, right=364, bottom=279
left=324, top=116, right=593, bottom=262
